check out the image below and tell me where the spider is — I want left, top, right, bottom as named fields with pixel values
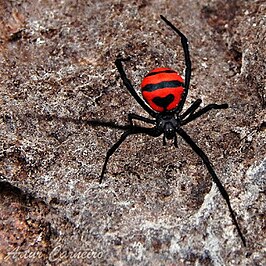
left=98, top=15, right=246, bottom=247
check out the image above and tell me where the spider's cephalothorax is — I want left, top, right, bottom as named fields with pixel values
left=156, top=112, right=181, bottom=145
left=98, top=15, right=246, bottom=247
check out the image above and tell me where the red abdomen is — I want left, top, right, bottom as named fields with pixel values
left=141, top=67, right=185, bottom=112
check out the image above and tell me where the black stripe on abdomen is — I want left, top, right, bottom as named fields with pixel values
left=145, top=69, right=177, bottom=77
left=142, top=80, right=184, bottom=92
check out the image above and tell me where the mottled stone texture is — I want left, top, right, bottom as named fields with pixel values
left=0, top=0, right=265, bottom=265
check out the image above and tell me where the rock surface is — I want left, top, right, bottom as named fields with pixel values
left=0, top=0, right=265, bottom=265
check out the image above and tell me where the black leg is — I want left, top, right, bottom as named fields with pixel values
left=163, top=135, right=166, bottom=146
left=177, top=128, right=246, bottom=247
left=115, top=58, right=157, bottom=117
left=180, top=99, right=202, bottom=119
left=128, top=113, right=155, bottom=126
left=100, top=129, right=133, bottom=183
left=87, top=119, right=131, bottom=130
left=181, top=103, right=228, bottom=125
left=160, top=15, right=191, bottom=114
left=100, top=126, right=161, bottom=183
left=174, top=134, right=178, bottom=147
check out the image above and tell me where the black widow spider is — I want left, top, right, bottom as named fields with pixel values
left=97, top=15, right=246, bottom=247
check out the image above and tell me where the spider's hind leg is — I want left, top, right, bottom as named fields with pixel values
left=180, top=99, right=202, bottom=119
left=115, top=58, right=156, bottom=117
left=128, top=113, right=155, bottom=126
left=181, top=102, right=228, bottom=125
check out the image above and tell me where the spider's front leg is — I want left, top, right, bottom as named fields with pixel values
left=99, top=125, right=160, bottom=184
left=177, top=127, right=246, bottom=246
left=100, top=129, right=133, bottom=184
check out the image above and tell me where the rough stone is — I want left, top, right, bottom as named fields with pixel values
left=0, top=0, right=265, bottom=265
